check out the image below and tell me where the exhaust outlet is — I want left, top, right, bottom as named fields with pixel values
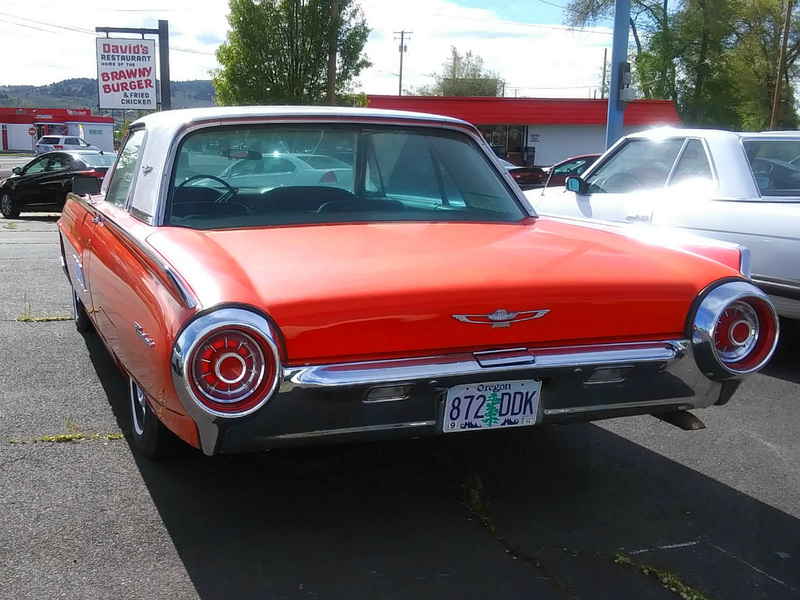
left=654, top=410, right=707, bottom=430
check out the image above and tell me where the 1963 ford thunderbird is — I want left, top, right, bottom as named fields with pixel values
left=58, top=107, right=779, bottom=459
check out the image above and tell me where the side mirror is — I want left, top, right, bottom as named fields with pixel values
left=12, top=167, right=21, bottom=175
left=72, top=175, right=101, bottom=196
left=565, top=176, right=589, bottom=194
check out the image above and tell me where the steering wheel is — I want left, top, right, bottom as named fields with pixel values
left=176, top=174, right=238, bottom=203
left=599, top=172, right=641, bottom=193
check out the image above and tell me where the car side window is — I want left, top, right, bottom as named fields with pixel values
left=669, top=139, right=713, bottom=186
left=554, top=159, right=586, bottom=176
left=23, top=157, right=50, bottom=174
left=105, top=129, right=145, bottom=208
left=585, top=138, right=685, bottom=193
left=48, top=155, right=70, bottom=171
left=743, top=139, right=800, bottom=196
left=65, top=138, right=80, bottom=145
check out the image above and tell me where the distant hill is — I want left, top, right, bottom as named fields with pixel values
left=0, top=78, right=216, bottom=110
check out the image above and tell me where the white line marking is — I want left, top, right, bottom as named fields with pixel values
left=627, top=540, right=701, bottom=555
left=707, top=543, right=797, bottom=592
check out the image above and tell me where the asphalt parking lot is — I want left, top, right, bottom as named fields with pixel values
left=0, top=210, right=798, bottom=599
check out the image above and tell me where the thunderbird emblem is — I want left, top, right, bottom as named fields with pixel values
left=452, top=308, right=550, bottom=328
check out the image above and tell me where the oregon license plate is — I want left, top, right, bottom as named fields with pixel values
left=442, top=380, right=541, bottom=433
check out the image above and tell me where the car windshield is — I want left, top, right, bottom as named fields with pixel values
left=165, top=124, right=526, bottom=229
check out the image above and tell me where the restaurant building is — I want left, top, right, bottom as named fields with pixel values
left=366, top=95, right=681, bottom=166
left=0, top=108, right=115, bottom=153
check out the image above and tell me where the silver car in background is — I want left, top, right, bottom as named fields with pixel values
left=526, top=128, right=800, bottom=320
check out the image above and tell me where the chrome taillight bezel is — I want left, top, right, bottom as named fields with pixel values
left=691, top=281, right=779, bottom=379
left=172, top=308, right=282, bottom=418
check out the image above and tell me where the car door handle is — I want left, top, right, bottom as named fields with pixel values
left=91, top=214, right=104, bottom=225
left=625, top=215, right=650, bottom=222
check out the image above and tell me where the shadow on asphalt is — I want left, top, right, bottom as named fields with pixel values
left=80, top=331, right=800, bottom=600
left=761, top=317, right=800, bottom=384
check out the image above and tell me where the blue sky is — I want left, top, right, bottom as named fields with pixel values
left=0, top=0, right=616, bottom=98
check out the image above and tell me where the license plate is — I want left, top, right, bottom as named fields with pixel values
left=442, top=380, right=541, bottom=433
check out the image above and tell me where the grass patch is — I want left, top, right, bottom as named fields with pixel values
left=614, top=553, right=715, bottom=600
left=16, top=293, right=72, bottom=322
left=7, top=420, right=125, bottom=444
left=3, top=222, right=16, bottom=230
left=16, top=315, right=73, bottom=323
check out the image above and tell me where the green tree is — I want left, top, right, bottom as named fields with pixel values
left=566, top=0, right=800, bottom=128
left=566, top=0, right=676, bottom=99
left=213, top=0, right=372, bottom=106
left=408, top=47, right=505, bottom=96
left=729, top=0, right=800, bottom=129
left=672, top=0, right=740, bottom=127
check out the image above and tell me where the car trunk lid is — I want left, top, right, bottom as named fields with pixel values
left=148, top=219, right=737, bottom=364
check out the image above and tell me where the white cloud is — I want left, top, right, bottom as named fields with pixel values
left=0, top=0, right=613, bottom=98
left=356, top=0, right=613, bottom=97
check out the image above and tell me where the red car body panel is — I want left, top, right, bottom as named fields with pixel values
left=144, top=218, right=739, bottom=365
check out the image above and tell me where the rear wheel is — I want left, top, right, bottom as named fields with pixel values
left=71, top=289, right=94, bottom=333
left=129, top=377, right=171, bottom=460
left=1, top=192, right=19, bottom=219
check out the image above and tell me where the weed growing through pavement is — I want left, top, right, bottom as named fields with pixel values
left=614, top=553, right=714, bottom=600
left=16, top=292, right=71, bottom=322
left=6, top=420, right=125, bottom=444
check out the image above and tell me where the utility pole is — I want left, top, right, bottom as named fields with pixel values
left=394, top=30, right=411, bottom=95
left=327, top=0, right=339, bottom=105
left=601, top=47, right=608, bottom=99
left=770, top=0, right=793, bottom=129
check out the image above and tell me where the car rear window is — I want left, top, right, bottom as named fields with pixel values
left=743, top=139, right=800, bottom=197
left=38, top=137, right=60, bottom=144
left=78, top=153, right=116, bottom=167
left=165, top=124, right=526, bottom=229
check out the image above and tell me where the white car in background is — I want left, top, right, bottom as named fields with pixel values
left=34, top=135, right=100, bottom=155
left=525, top=128, right=800, bottom=320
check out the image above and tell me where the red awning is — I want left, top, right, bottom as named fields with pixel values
left=366, top=95, right=681, bottom=127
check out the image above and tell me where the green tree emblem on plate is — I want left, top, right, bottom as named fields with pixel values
left=482, top=391, right=501, bottom=427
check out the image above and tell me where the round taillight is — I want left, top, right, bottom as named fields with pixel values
left=190, top=328, right=273, bottom=411
left=692, top=281, right=779, bottom=379
left=172, top=309, right=282, bottom=418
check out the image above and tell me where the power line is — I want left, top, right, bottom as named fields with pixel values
left=0, top=11, right=215, bottom=55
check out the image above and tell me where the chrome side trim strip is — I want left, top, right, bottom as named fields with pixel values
left=165, top=267, right=198, bottom=309
left=66, top=192, right=199, bottom=310
left=282, top=341, right=683, bottom=390
left=270, top=421, right=436, bottom=441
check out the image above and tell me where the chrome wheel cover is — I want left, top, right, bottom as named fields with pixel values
left=129, top=378, right=147, bottom=436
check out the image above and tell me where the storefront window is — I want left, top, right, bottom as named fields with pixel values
left=507, top=125, right=522, bottom=153
left=480, top=125, right=523, bottom=155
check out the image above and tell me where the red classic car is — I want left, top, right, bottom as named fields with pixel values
left=58, top=107, right=779, bottom=459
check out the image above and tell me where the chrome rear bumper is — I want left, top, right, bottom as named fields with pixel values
left=194, top=339, right=726, bottom=455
